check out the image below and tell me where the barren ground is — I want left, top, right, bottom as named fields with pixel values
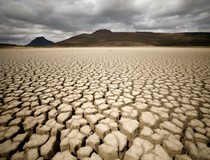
left=0, top=47, right=210, bottom=160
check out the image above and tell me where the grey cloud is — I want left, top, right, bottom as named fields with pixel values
left=0, top=0, right=210, bottom=44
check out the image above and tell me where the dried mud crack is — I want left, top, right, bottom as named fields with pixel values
left=0, top=47, right=210, bottom=160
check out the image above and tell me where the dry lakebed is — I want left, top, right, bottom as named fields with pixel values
left=0, top=47, right=210, bottom=160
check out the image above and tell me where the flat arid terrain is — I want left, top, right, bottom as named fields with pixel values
left=0, top=47, right=210, bottom=160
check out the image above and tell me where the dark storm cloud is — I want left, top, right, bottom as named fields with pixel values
left=0, top=0, right=210, bottom=44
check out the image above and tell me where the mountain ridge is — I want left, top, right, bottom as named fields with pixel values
left=54, top=29, right=210, bottom=47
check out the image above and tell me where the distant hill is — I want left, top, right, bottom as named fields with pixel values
left=55, top=29, right=210, bottom=47
left=26, top=37, right=54, bottom=47
left=0, top=43, right=19, bottom=48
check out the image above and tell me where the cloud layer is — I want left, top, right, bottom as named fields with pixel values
left=0, top=0, right=210, bottom=44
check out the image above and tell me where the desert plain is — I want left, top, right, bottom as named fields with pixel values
left=0, top=47, right=210, bottom=160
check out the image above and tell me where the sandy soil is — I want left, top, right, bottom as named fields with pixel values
left=0, top=47, right=210, bottom=160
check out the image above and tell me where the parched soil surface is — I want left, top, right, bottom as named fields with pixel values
left=0, top=47, right=210, bottom=160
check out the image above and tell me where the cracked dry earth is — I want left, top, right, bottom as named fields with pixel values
left=0, top=47, right=210, bottom=160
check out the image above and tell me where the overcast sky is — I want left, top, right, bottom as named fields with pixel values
left=0, top=0, right=210, bottom=45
